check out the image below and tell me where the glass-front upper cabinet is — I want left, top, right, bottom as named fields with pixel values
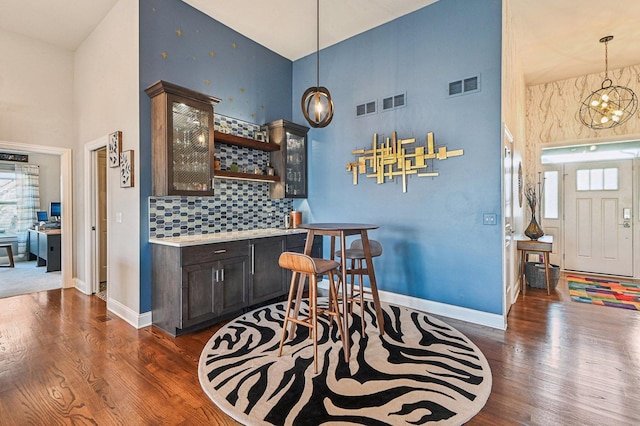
left=267, top=120, right=309, bottom=199
left=145, top=81, right=220, bottom=196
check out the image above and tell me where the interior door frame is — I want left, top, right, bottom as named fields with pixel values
left=83, top=136, right=108, bottom=296
left=502, top=123, right=515, bottom=325
left=535, top=133, right=640, bottom=280
left=0, top=140, right=73, bottom=288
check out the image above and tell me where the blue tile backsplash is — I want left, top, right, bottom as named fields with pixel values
left=149, top=114, right=293, bottom=238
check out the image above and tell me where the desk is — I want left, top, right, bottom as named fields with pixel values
left=28, top=229, right=61, bottom=272
left=298, top=223, right=383, bottom=362
left=517, top=236, right=553, bottom=296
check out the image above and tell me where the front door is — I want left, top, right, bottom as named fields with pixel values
left=564, top=160, right=633, bottom=276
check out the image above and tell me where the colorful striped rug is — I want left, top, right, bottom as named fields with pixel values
left=568, top=276, right=640, bottom=310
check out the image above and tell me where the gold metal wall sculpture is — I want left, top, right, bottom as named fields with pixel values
left=346, top=132, right=463, bottom=193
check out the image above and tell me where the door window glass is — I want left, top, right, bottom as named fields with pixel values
left=576, top=167, right=618, bottom=191
left=543, top=170, right=559, bottom=219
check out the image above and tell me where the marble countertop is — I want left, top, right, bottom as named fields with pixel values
left=149, top=228, right=307, bottom=247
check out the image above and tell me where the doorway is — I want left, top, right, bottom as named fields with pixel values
left=96, top=148, right=108, bottom=299
left=83, top=135, right=109, bottom=299
left=542, top=151, right=635, bottom=278
left=0, top=141, right=73, bottom=288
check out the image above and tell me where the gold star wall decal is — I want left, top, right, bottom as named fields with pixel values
left=210, top=51, right=216, bottom=58
left=228, top=97, right=233, bottom=102
left=152, top=7, right=156, bottom=12
left=260, top=105, right=265, bottom=109
left=251, top=113, right=256, bottom=118
left=205, top=80, right=211, bottom=85
left=232, top=43, right=237, bottom=48
left=240, top=87, right=245, bottom=93
left=176, top=29, right=182, bottom=37
left=192, top=56, right=196, bottom=61
left=161, top=52, right=168, bottom=59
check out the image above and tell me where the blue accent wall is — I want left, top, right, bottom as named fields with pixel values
left=139, top=0, right=294, bottom=312
left=292, top=0, right=504, bottom=314
left=138, top=0, right=503, bottom=315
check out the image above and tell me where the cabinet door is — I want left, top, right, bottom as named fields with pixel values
left=268, top=120, right=309, bottom=199
left=217, top=255, right=249, bottom=316
left=169, top=97, right=214, bottom=194
left=146, top=81, right=219, bottom=196
left=250, top=237, right=285, bottom=305
left=283, top=130, right=307, bottom=198
left=182, top=261, right=217, bottom=329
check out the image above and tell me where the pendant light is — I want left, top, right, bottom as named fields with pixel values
left=301, top=0, right=334, bottom=128
left=579, top=35, right=638, bottom=130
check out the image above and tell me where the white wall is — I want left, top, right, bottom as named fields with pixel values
left=74, top=0, right=141, bottom=318
left=28, top=153, right=61, bottom=211
left=0, top=30, right=74, bottom=284
left=0, top=30, right=74, bottom=147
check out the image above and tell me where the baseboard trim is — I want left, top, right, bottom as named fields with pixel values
left=107, top=298, right=152, bottom=329
left=318, top=279, right=506, bottom=330
left=74, top=278, right=92, bottom=295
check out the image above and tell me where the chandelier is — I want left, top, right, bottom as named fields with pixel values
left=579, top=35, right=638, bottom=130
left=301, top=0, right=334, bottom=128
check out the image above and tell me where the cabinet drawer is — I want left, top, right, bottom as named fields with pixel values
left=181, top=241, right=248, bottom=266
left=285, top=234, right=321, bottom=252
left=285, top=233, right=307, bottom=250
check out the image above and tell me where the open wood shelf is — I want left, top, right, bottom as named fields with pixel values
left=214, top=170, right=280, bottom=182
left=214, top=131, right=280, bottom=152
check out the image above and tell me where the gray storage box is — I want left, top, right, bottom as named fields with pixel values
left=525, top=262, right=560, bottom=290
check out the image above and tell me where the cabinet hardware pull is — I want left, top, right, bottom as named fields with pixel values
left=215, top=269, right=219, bottom=283
left=221, top=268, right=225, bottom=281
left=251, top=244, right=255, bottom=274
left=214, top=249, right=227, bottom=254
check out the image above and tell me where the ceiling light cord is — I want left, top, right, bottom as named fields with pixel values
left=300, top=0, right=334, bottom=128
left=316, top=0, right=320, bottom=90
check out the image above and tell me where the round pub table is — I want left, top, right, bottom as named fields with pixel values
left=297, top=223, right=384, bottom=362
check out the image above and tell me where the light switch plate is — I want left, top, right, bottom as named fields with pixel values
left=116, top=212, right=122, bottom=223
left=483, top=213, right=497, bottom=225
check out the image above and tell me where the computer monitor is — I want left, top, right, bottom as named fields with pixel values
left=37, top=211, right=48, bottom=222
left=50, top=202, right=61, bottom=220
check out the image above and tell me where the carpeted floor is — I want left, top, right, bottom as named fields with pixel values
left=568, top=275, right=640, bottom=310
left=0, top=260, right=61, bottom=299
left=199, top=299, right=492, bottom=425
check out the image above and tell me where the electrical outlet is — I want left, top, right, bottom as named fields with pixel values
left=483, top=213, right=497, bottom=225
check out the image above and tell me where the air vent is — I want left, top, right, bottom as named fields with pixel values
left=381, top=92, right=407, bottom=112
left=356, top=100, right=377, bottom=117
left=448, top=74, right=480, bottom=97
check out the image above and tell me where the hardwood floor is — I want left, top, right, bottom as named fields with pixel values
left=1, top=273, right=639, bottom=425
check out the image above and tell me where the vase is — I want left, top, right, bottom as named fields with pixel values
left=524, top=213, right=544, bottom=240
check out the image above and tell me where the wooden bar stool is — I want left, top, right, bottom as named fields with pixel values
left=277, top=252, right=345, bottom=374
left=335, top=239, right=383, bottom=335
left=0, top=244, right=15, bottom=268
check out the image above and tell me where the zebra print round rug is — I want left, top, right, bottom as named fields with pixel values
left=198, top=299, right=491, bottom=425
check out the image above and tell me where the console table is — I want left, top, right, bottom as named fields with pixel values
left=28, top=229, right=61, bottom=272
left=517, top=235, right=553, bottom=296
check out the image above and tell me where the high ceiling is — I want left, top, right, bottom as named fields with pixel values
left=1, top=0, right=639, bottom=85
